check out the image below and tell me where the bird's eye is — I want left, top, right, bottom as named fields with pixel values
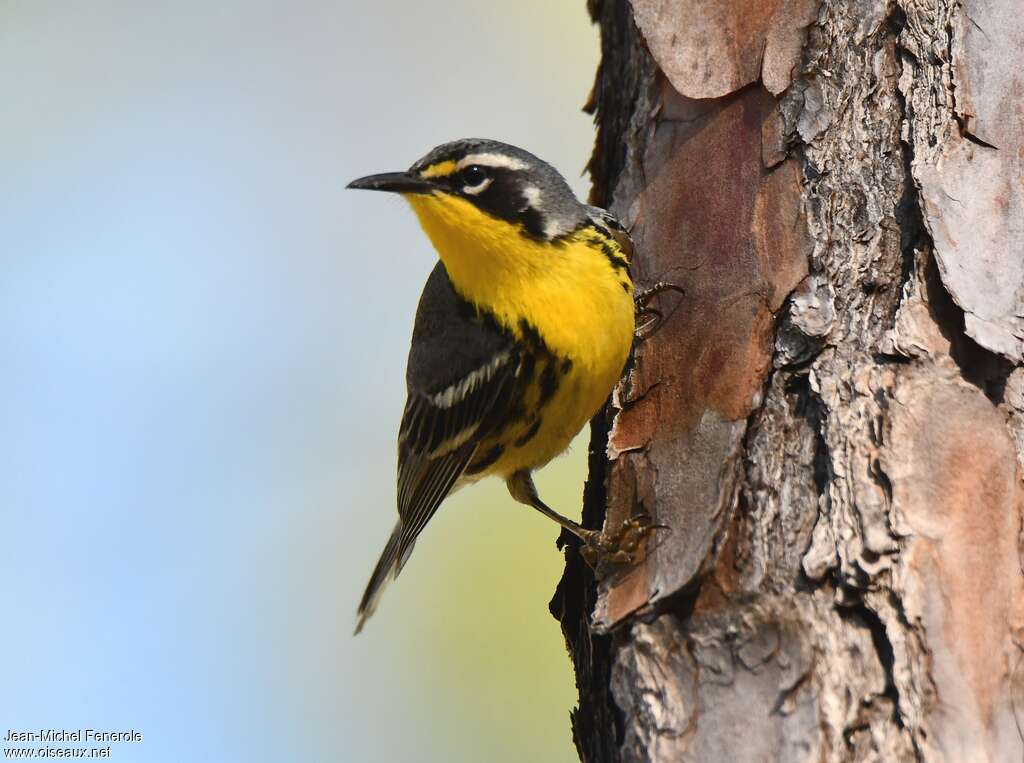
left=462, top=165, right=488, bottom=189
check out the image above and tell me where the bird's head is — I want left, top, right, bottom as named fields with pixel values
left=348, top=140, right=592, bottom=290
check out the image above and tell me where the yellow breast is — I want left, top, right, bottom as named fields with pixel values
left=405, top=192, right=635, bottom=476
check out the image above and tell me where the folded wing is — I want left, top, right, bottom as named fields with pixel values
left=356, top=262, right=524, bottom=630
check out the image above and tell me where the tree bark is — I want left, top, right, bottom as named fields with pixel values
left=551, top=0, right=1024, bottom=760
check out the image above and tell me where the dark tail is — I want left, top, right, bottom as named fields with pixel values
left=354, top=521, right=406, bottom=634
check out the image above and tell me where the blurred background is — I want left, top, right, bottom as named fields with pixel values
left=0, top=2, right=599, bottom=761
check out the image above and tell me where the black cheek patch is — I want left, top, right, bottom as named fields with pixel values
left=518, top=206, right=547, bottom=238
left=469, top=174, right=549, bottom=239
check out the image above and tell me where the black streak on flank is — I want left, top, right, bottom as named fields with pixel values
left=539, top=361, right=561, bottom=406
left=516, top=318, right=570, bottom=408
left=465, top=443, right=504, bottom=475
left=514, top=418, right=543, bottom=447
left=518, top=319, right=545, bottom=350
left=587, top=233, right=629, bottom=274
left=519, top=352, right=537, bottom=382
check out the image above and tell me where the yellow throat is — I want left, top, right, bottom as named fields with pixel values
left=405, top=191, right=635, bottom=363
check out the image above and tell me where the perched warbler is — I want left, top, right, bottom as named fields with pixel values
left=348, top=139, right=649, bottom=633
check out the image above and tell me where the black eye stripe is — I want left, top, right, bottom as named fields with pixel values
left=428, top=163, right=568, bottom=240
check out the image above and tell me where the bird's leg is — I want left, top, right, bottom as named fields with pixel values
left=506, top=471, right=659, bottom=569
left=635, top=281, right=686, bottom=307
left=634, top=281, right=685, bottom=341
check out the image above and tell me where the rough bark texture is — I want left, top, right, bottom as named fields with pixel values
left=553, top=0, right=1024, bottom=760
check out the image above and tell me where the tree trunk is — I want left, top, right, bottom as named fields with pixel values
left=551, top=0, right=1024, bottom=760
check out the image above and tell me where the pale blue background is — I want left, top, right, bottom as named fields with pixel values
left=1, top=2, right=599, bottom=761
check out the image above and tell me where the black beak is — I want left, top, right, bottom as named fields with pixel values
left=346, top=172, right=436, bottom=194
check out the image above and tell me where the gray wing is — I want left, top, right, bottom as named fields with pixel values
left=395, top=262, right=523, bottom=564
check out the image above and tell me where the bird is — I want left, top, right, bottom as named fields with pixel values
left=347, top=138, right=653, bottom=634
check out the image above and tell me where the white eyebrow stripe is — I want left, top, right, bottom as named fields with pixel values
left=457, top=153, right=529, bottom=171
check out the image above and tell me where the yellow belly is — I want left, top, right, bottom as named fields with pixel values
left=405, top=191, right=636, bottom=478
left=485, top=347, right=628, bottom=477
left=465, top=235, right=635, bottom=478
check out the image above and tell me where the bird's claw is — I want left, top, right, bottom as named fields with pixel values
left=633, top=281, right=685, bottom=341
left=634, top=281, right=685, bottom=308
left=578, top=513, right=667, bottom=571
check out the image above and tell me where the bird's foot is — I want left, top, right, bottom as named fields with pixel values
left=578, top=514, right=666, bottom=571
left=634, top=282, right=685, bottom=340
left=634, top=281, right=686, bottom=308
